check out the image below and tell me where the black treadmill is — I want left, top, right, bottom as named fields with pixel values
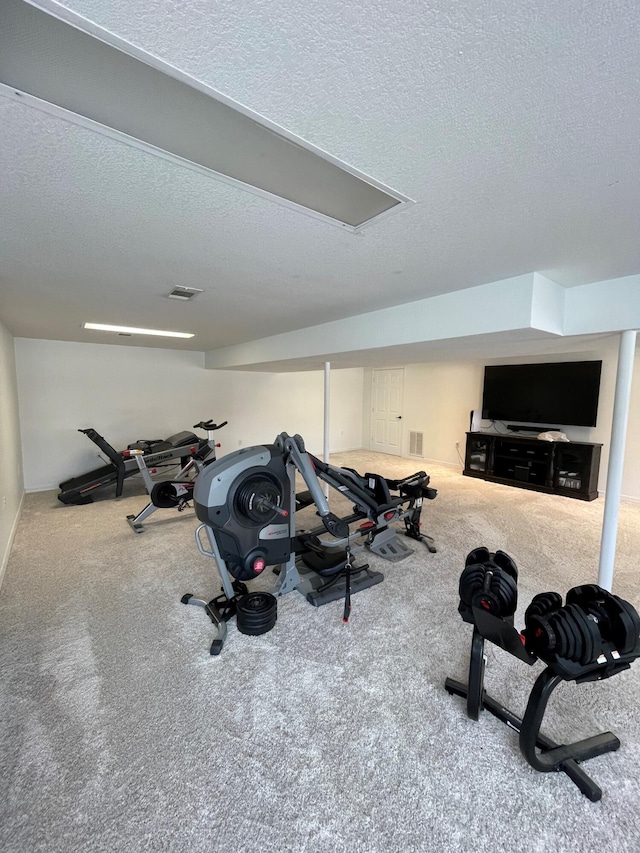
left=57, top=427, right=204, bottom=505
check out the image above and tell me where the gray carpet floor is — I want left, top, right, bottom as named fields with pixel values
left=1, top=450, right=639, bottom=852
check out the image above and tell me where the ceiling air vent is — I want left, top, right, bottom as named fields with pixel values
left=166, top=286, right=203, bottom=301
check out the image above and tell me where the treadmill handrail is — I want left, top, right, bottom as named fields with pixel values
left=78, top=428, right=127, bottom=496
left=78, top=428, right=125, bottom=470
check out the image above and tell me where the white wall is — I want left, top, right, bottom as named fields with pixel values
left=205, top=274, right=640, bottom=370
left=475, top=338, right=623, bottom=494
left=0, top=320, right=24, bottom=581
left=363, top=363, right=483, bottom=465
left=402, top=362, right=485, bottom=464
left=206, top=274, right=538, bottom=369
left=14, top=339, right=364, bottom=492
left=12, top=333, right=640, bottom=502
left=363, top=336, right=640, bottom=499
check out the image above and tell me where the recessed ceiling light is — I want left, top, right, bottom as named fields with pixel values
left=83, top=323, right=194, bottom=338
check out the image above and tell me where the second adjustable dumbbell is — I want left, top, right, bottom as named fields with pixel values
left=458, top=547, right=518, bottom=620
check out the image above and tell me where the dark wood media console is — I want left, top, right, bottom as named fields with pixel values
left=463, top=432, right=602, bottom=501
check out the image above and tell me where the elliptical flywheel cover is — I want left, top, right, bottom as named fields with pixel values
left=236, top=592, right=278, bottom=636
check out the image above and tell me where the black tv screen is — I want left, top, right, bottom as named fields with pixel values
left=481, top=360, right=602, bottom=427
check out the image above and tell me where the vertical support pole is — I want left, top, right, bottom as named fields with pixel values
left=323, top=361, right=331, bottom=500
left=598, top=330, right=637, bottom=590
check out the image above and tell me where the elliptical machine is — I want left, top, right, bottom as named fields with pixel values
left=126, top=420, right=227, bottom=533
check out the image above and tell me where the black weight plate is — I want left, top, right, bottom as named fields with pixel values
left=460, top=566, right=486, bottom=586
left=459, top=568, right=486, bottom=603
left=465, top=547, right=491, bottom=567
left=566, top=584, right=602, bottom=609
left=614, top=596, right=640, bottom=654
left=545, top=611, right=563, bottom=657
left=538, top=592, right=563, bottom=613
left=460, top=564, right=481, bottom=583
left=552, top=611, right=573, bottom=660
left=614, top=594, right=640, bottom=628
left=526, top=614, right=555, bottom=655
left=492, top=550, right=518, bottom=582
left=500, top=571, right=518, bottom=612
left=564, top=605, right=588, bottom=664
left=459, top=579, right=483, bottom=603
left=564, top=604, right=586, bottom=664
left=604, top=598, right=634, bottom=654
left=535, top=593, right=556, bottom=611
left=460, top=563, right=485, bottom=579
left=589, top=602, right=611, bottom=639
left=581, top=605, right=600, bottom=665
left=565, top=608, right=584, bottom=662
left=583, top=611, right=602, bottom=661
left=489, top=574, right=507, bottom=615
left=236, top=592, right=278, bottom=636
left=564, top=608, right=584, bottom=662
left=567, top=604, right=595, bottom=666
left=491, top=572, right=516, bottom=617
left=524, top=596, right=547, bottom=622
left=525, top=592, right=560, bottom=622
left=472, top=589, right=501, bottom=616
left=531, top=592, right=562, bottom=615
left=546, top=591, right=563, bottom=612
left=240, top=593, right=270, bottom=612
left=234, top=473, right=284, bottom=526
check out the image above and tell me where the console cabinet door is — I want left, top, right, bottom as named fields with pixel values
left=554, top=443, right=601, bottom=500
left=492, top=438, right=553, bottom=488
left=464, top=434, right=491, bottom=475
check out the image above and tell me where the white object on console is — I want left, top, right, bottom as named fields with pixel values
left=537, top=430, right=569, bottom=442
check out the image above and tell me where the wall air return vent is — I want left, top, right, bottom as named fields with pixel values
left=409, top=431, right=424, bottom=457
left=0, top=0, right=413, bottom=231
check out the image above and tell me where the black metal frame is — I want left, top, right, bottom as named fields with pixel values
left=445, top=611, right=625, bottom=802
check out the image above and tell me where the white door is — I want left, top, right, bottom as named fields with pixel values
left=371, top=368, right=404, bottom=455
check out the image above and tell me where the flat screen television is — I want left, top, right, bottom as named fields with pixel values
left=481, top=360, right=602, bottom=427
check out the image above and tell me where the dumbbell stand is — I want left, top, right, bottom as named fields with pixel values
left=519, top=667, right=620, bottom=789
left=457, top=627, right=485, bottom=720
left=445, top=624, right=621, bottom=801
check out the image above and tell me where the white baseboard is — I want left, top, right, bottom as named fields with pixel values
left=422, top=457, right=460, bottom=470
left=0, top=491, right=25, bottom=589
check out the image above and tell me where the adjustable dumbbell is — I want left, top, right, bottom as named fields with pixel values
left=566, top=585, right=640, bottom=657
left=524, top=584, right=640, bottom=666
left=459, top=547, right=518, bottom=619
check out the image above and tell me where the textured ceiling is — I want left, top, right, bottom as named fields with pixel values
left=1, top=0, right=639, bottom=358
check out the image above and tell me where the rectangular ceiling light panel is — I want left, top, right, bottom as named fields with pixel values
left=0, top=0, right=409, bottom=229
left=83, top=323, right=194, bottom=338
